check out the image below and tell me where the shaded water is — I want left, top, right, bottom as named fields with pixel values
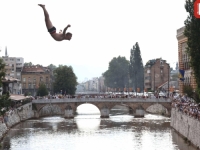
left=1, top=104, right=196, bottom=150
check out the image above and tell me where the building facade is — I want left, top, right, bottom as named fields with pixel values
left=1, top=47, right=24, bottom=94
left=21, top=65, right=53, bottom=96
left=144, top=58, right=170, bottom=92
left=177, top=26, right=197, bottom=94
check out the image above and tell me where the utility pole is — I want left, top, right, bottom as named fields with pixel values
left=154, top=65, right=155, bottom=92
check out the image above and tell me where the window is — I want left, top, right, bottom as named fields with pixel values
left=40, top=77, right=43, bottom=81
left=10, top=73, right=14, bottom=77
left=23, top=84, right=26, bottom=88
left=23, top=78, right=26, bottom=82
left=17, top=59, right=20, bottom=61
left=28, top=84, right=31, bottom=89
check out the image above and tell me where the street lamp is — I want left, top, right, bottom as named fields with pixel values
left=128, top=79, right=132, bottom=96
left=168, top=64, right=170, bottom=97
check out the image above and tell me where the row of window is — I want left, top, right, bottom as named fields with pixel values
left=183, top=62, right=190, bottom=70
left=23, top=83, right=50, bottom=88
left=23, top=77, right=49, bottom=82
left=182, top=54, right=190, bottom=62
left=184, top=77, right=191, bottom=84
left=4, top=58, right=21, bottom=61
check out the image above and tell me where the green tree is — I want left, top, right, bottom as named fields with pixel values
left=48, top=64, right=57, bottom=71
left=184, top=0, right=200, bottom=101
left=103, top=56, right=129, bottom=89
left=183, top=85, right=193, bottom=98
left=53, top=65, right=77, bottom=95
left=0, top=93, right=11, bottom=115
left=0, top=58, right=11, bottom=116
left=24, top=62, right=33, bottom=66
left=129, top=42, right=144, bottom=92
left=37, top=83, right=48, bottom=96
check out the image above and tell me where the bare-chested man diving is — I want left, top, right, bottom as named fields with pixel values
left=38, top=4, right=72, bottom=41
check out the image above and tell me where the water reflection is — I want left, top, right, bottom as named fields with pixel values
left=75, top=115, right=100, bottom=131
left=1, top=104, right=196, bottom=150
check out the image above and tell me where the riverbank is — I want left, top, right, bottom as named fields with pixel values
left=0, top=102, right=34, bottom=142
left=171, top=107, right=200, bottom=149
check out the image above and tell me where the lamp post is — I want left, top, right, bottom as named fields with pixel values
left=134, top=71, right=137, bottom=96
left=168, top=64, right=170, bottom=97
left=154, top=65, right=155, bottom=92
left=129, top=79, right=132, bottom=96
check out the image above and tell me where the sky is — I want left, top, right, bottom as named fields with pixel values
left=0, top=0, right=188, bottom=83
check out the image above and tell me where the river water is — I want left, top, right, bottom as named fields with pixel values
left=1, top=104, right=196, bottom=150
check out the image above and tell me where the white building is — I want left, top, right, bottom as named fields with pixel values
left=1, top=47, right=24, bottom=94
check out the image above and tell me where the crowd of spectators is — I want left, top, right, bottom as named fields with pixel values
left=32, top=92, right=170, bottom=99
left=171, top=94, right=200, bottom=120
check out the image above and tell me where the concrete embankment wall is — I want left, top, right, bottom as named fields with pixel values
left=171, top=108, right=200, bottom=148
left=0, top=103, right=34, bottom=140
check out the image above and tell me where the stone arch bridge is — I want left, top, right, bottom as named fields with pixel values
left=32, top=98, right=171, bottom=118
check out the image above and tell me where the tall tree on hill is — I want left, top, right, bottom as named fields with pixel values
left=184, top=0, right=200, bottom=102
left=103, top=56, right=129, bottom=90
left=53, top=65, right=78, bottom=95
left=129, top=42, right=144, bottom=92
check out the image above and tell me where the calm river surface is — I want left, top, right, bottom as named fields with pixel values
left=1, top=104, right=196, bottom=150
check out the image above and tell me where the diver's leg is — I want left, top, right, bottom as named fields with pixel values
left=38, top=4, right=53, bottom=29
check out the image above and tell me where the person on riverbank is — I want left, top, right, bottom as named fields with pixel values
left=38, top=4, right=72, bottom=41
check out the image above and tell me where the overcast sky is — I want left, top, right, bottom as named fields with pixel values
left=0, top=0, right=188, bottom=82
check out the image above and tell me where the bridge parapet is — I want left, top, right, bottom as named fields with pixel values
left=32, top=98, right=171, bottom=103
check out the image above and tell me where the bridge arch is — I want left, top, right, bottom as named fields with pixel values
left=76, top=103, right=100, bottom=115
left=39, top=104, right=63, bottom=117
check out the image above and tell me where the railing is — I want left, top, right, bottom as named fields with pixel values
left=32, top=98, right=171, bottom=103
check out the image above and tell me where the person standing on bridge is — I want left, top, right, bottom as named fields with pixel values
left=38, top=4, right=72, bottom=41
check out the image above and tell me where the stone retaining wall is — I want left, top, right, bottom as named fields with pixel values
left=171, top=108, right=200, bottom=148
left=146, top=103, right=168, bottom=115
left=0, top=103, right=34, bottom=140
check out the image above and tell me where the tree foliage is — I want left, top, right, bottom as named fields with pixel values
left=129, top=42, right=144, bottom=92
left=184, top=0, right=200, bottom=101
left=0, top=93, right=11, bottom=115
left=48, top=64, right=57, bottom=71
left=37, top=83, right=48, bottom=96
left=0, top=59, right=5, bottom=87
left=103, top=56, right=129, bottom=89
left=183, top=85, right=193, bottom=98
left=0, top=58, right=11, bottom=116
left=24, top=62, right=33, bottom=66
left=53, top=65, right=77, bottom=95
